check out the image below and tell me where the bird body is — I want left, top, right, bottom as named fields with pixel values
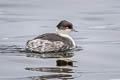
left=25, top=20, right=77, bottom=53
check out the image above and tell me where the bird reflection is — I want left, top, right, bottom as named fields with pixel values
left=27, top=74, right=73, bottom=80
left=25, top=59, right=74, bottom=80
left=25, top=50, right=79, bottom=80
left=25, top=66, right=73, bottom=73
left=57, top=59, right=73, bottom=66
left=26, top=51, right=74, bottom=58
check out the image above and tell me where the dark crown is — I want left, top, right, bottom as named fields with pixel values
left=56, top=20, right=73, bottom=30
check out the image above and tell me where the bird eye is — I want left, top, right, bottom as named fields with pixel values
left=66, top=26, right=69, bottom=29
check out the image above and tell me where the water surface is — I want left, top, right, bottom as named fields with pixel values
left=0, top=0, right=120, bottom=80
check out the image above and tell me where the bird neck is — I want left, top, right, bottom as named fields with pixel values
left=56, top=28, right=71, bottom=39
left=56, top=28, right=76, bottom=48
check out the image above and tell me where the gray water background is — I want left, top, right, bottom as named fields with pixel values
left=0, top=0, right=120, bottom=80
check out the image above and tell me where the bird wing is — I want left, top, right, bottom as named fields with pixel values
left=25, top=39, right=69, bottom=53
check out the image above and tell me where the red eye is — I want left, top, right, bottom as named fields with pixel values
left=66, top=27, right=69, bottom=29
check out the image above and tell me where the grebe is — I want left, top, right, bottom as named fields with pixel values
left=25, top=20, right=77, bottom=53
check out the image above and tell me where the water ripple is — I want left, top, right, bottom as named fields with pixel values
left=0, top=45, right=25, bottom=56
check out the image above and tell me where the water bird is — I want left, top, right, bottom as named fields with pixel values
left=25, top=20, right=77, bottom=53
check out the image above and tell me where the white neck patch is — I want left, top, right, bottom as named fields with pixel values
left=56, top=28, right=76, bottom=48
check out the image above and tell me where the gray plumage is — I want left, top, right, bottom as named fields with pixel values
left=25, top=33, right=74, bottom=53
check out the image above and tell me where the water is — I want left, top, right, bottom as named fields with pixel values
left=0, top=0, right=120, bottom=80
